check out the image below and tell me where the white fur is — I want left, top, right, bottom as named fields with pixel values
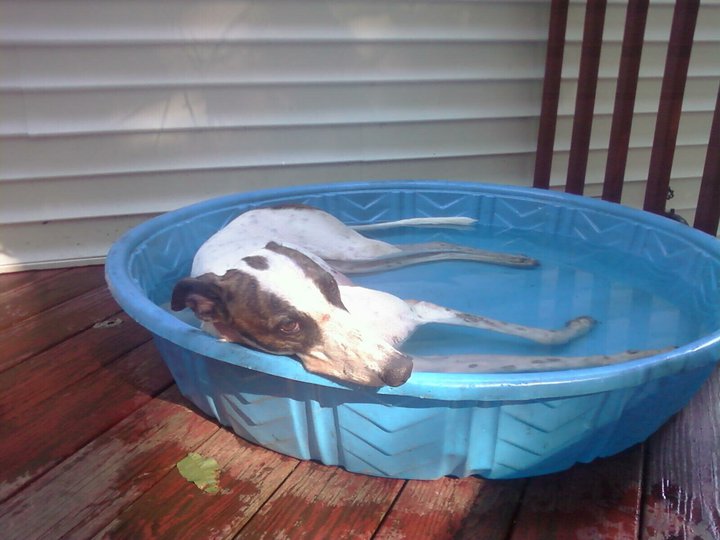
left=193, top=208, right=398, bottom=277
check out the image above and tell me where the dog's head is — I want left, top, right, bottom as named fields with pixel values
left=171, top=242, right=413, bottom=387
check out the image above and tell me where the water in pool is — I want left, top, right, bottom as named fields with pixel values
left=353, top=223, right=710, bottom=363
left=164, top=221, right=714, bottom=373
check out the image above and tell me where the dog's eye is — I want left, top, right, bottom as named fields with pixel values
left=278, top=320, right=301, bottom=335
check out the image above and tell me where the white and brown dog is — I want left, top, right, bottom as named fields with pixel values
left=172, top=204, right=662, bottom=387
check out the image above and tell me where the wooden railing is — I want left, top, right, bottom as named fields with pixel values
left=533, top=0, right=720, bottom=236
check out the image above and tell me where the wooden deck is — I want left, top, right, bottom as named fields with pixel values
left=0, top=265, right=718, bottom=539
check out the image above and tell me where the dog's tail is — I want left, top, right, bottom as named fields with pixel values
left=351, top=216, right=476, bottom=231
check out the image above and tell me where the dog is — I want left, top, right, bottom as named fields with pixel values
left=172, top=204, right=665, bottom=387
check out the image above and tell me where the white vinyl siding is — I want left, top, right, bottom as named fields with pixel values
left=0, top=0, right=718, bottom=271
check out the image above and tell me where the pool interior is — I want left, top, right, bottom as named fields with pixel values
left=358, top=224, right=718, bottom=359
left=149, top=218, right=720, bottom=367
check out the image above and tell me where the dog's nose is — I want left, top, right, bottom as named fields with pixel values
left=379, top=354, right=414, bottom=387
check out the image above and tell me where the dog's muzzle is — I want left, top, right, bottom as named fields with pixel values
left=378, top=353, right=414, bottom=387
left=298, top=343, right=414, bottom=387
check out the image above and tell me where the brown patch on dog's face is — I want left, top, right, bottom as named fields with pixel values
left=242, top=255, right=269, bottom=270
left=265, top=241, right=346, bottom=311
left=172, top=270, right=322, bottom=355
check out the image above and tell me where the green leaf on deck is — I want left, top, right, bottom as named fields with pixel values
left=176, top=452, right=220, bottom=494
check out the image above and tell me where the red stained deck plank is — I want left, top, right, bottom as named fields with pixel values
left=97, top=428, right=299, bottom=539
left=0, top=265, right=107, bottom=330
left=1, top=269, right=716, bottom=539
left=375, top=476, right=524, bottom=540
left=0, top=311, right=151, bottom=424
left=642, top=367, right=720, bottom=539
left=0, top=387, right=218, bottom=540
left=0, top=285, right=121, bottom=372
left=510, top=447, right=644, bottom=540
left=0, top=341, right=173, bottom=501
left=239, top=461, right=404, bottom=539
left=0, top=267, right=66, bottom=294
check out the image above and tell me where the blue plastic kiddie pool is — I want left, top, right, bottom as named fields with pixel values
left=105, top=181, right=720, bottom=479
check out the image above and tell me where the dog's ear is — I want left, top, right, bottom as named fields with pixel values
left=171, top=274, right=229, bottom=322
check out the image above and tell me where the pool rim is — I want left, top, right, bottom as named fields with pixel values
left=105, top=180, right=720, bottom=401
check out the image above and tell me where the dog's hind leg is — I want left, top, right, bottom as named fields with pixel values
left=411, top=348, right=674, bottom=373
left=351, top=216, right=477, bottom=231
left=400, top=242, right=538, bottom=267
left=326, top=242, right=538, bottom=274
left=407, top=300, right=595, bottom=345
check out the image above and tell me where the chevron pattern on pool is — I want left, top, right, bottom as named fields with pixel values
left=152, top=334, right=713, bottom=479
left=131, top=187, right=717, bottom=293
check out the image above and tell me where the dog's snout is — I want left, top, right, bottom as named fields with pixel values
left=379, top=354, right=414, bottom=387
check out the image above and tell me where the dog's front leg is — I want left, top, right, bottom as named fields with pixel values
left=407, top=300, right=596, bottom=345
left=411, top=348, right=674, bottom=373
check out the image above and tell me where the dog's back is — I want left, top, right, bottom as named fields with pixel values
left=192, top=205, right=398, bottom=277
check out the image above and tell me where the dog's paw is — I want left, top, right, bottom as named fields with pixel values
left=566, top=316, right=596, bottom=334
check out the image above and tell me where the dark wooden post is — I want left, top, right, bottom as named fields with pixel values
left=602, top=0, right=649, bottom=203
left=642, top=1, right=700, bottom=215
left=533, top=0, right=569, bottom=190
left=565, top=0, right=607, bottom=195
left=693, top=84, right=720, bottom=236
